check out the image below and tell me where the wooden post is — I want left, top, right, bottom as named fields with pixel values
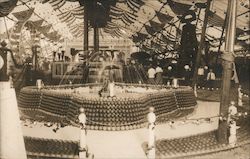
left=84, top=0, right=89, bottom=53
left=216, top=12, right=228, bottom=64
left=94, top=27, right=99, bottom=53
left=217, top=0, right=237, bottom=144
left=192, top=0, right=212, bottom=87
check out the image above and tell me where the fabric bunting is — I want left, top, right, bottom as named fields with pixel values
left=71, top=6, right=84, bottom=15
left=110, top=14, right=121, bottom=19
left=141, top=45, right=153, bottom=52
left=128, top=0, right=144, bottom=8
left=106, top=22, right=120, bottom=29
left=41, top=0, right=50, bottom=3
left=103, top=29, right=117, bottom=38
left=0, top=0, right=18, bottom=17
left=122, top=13, right=136, bottom=23
left=72, top=29, right=82, bottom=37
left=57, top=6, right=83, bottom=25
left=69, top=23, right=84, bottom=31
left=38, top=24, right=52, bottom=34
left=58, top=11, right=72, bottom=21
left=151, top=41, right=163, bottom=49
left=207, top=11, right=225, bottom=27
left=156, top=11, right=174, bottom=24
left=49, top=0, right=67, bottom=10
left=145, top=24, right=156, bottom=35
left=116, top=2, right=135, bottom=14
left=59, top=12, right=76, bottom=23
left=125, top=11, right=137, bottom=21
left=149, top=20, right=165, bottom=32
left=110, top=6, right=123, bottom=14
left=12, top=8, right=34, bottom=22
left=132, top=35, right=140, bottom=43
left=31, top=19, right=44, bottom=28
left=126, top=0, right=143, bottom=12
left=41, top=0, right=78, bottom=4
left=44, top=31, right=61, bottom=41
left=121, top=17, right=132, bottom=26
left=160, top=34, right=177, bottom=44
left=167, top=0, right=192, bottom=15
left=137, top=32, right=148, bottom=40
left=67, top=16, right=77, bottom=24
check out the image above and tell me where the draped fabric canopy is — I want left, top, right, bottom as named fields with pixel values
left=0, top=0, right=18, bottom=17
left=100, top=0, right=249, bottom=57
left=0, top=0, right=249, bottom=57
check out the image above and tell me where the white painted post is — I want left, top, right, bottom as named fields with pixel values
left=36, top=79, right=43, bottom=89
left=172, top=78, right=178, bottom=88
left=194, top=84, right=198, bottom=97
left=109, top=82, right=115, bottom=97
left=228, top=120, right=237, bottom=147
left=238, top=85, right=243, bottom=106
left=147, top=107, right=156, bottom=159
left=227, top=101, right=239, bottom=147
left=78, top=107, right=87, bottom=159
left=228, top=101, right=237, bottom=123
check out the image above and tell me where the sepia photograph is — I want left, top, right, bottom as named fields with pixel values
left=0, top=0, right=249, bottom=158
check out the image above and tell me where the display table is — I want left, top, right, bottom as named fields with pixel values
left=18, top=83, right=197, bottom=130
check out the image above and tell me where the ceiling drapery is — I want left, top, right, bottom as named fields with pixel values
left=0, top=0, right=249, bottom=57
left=0, top=0, right=18, bottom=17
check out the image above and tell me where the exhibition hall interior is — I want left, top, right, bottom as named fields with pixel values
left=0, top=0, right=249, bottom=159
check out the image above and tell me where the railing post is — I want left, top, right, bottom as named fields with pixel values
left=78, top=107, right=88, bottom=159
left=238, top=85, right=243, bottom=106
left=147, top=107, right=156, bottom=159
left=228, top=101, right=238, bottom=147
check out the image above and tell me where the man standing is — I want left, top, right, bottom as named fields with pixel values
left=206, top=69, right=216, bottom=90
left=197, top=66, right=205, bottom=86
left=147, top=65, right=156, bottom=84
left=155, top=65, right=163, bottom=85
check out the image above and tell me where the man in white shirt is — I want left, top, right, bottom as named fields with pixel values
left=206, top=69, right=216, bottom=89
left=155, top=65, right=163, bottom=85
left=197, top=66, right=205, bottom=86
left=148, top=65, right=156, bottom=84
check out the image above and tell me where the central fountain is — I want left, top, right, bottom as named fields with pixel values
left=18, top=82, right=197, bottom=131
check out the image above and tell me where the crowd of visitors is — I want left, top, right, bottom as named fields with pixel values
left=147, top=64, right=163, bottom=85
left=146, top=64, right=221, bottom=88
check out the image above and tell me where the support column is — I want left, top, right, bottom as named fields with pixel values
left=84, top=1, right=89, bottom=53
left=0, top=43, right=27, bottom=158
left=192, top=0, right=212, bottom=87
left=217, top=0, right=237, bottom=144
left=94, top=27, right=99, bottom=53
